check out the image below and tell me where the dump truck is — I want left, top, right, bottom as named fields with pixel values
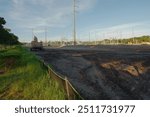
left=30, top=36, right=43, bottom=51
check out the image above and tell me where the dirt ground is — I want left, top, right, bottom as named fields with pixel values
left=33, top=45, right=150, bottom=100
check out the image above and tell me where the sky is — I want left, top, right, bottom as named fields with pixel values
left=0, top=0, right=150, bottom=42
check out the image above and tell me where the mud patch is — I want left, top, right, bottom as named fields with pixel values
left=0, top=70, right=5, bottom=75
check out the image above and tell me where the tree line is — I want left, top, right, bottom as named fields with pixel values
left=81, top=35, right=150, bottom=45
left=0, top=17, right=19, bottom=46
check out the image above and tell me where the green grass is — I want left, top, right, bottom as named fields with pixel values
left=0, top=46, right=66, bottom=100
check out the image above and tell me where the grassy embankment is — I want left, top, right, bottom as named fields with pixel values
left=0, top=46, right=66, bottom=99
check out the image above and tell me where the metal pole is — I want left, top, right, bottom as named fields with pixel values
left=89, top=32, right=91, bottom=43
left=120, top=31, right=122, bottom=44
left=95, top=32, right=97, bottom=45
left=73, top=0, right=77, bottom=46
left=32, top=28, right=34, bottom=40
left=132, top=28, right=135, bottom=45
left=103, top=33, right=105, bottom=45
left=45, top=27, right=47, bottom=45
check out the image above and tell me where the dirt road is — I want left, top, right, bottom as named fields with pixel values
left=33, top=45, right=150, bottom=100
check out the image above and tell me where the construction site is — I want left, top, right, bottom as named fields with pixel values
left=1, top=0, right=150, bottom=100
left=33, top=45, right=150, bottom=100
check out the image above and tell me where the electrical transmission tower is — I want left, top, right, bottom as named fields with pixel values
left=73, top=0, right=77, bottom=46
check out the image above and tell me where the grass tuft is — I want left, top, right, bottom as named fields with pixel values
left=0, top=46, right=66, bottom=100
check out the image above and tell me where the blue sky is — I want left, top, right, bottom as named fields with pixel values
left=0, top=0, right=150, bottom=42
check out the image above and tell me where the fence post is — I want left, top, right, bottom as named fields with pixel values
left=48, top=69, right=51, bottom=78
left=65, top=77, right=70, bottom=100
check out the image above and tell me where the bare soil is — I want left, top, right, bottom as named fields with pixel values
left=33, top=45, right=150, bottom=100
left=0, top=70, right=5, bottom=75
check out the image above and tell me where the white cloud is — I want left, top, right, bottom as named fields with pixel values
left=104, top=22, right=146, bottom=31
left=79, top=21, right=150, bottom=40
left=12, top=0, right=19, bottom=4
left=1, top=0, right=96, bottom=42
left=89, top=22, right=146, bottom=33
left=9, top=0, right=96, bottom=30
left=78, top=0, right=97, bottom=11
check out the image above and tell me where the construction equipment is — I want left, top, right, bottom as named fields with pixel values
left=30, top=36, right=43, bottom=51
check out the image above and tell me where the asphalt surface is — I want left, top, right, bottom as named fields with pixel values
left=33, top=45, right=150, bottom=100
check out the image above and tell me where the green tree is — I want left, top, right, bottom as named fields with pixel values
left=0, top=17, right=19, bottom=45
left=0, top=17, right=6, bottom=29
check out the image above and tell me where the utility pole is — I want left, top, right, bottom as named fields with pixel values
left=95, top=32, right=97, bottom=45
left=45, top=27, right=47, bottom=46
left=116, top=31, right=119, bottom=45
left=119, top=31, right=122, bottom=44
left=73, top=0, right=77, bottom=46
left=103, top=33, right=105, bottom=45
left=32, top=28, right=34, bottom=40
left=132, top=28, right=135, bottom=45
left=89, top=32, right=91, bottom=43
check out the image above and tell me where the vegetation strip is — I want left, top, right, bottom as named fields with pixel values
left=0, top=46, right=66, bottom=100
left=38, top=57, right=84, bottom=100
